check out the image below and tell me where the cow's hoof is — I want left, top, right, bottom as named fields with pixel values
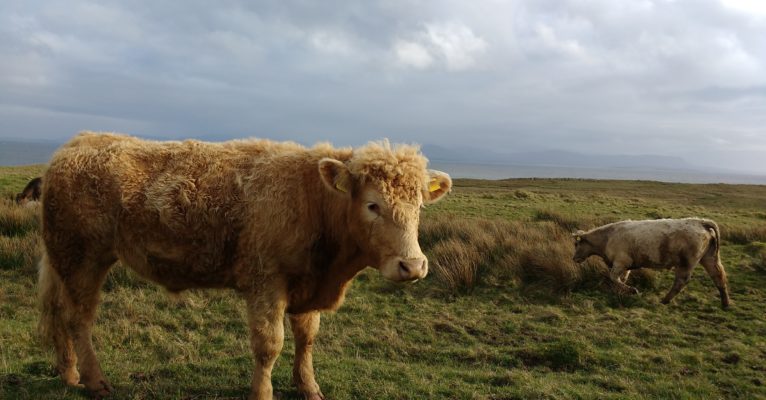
left=60, top=369, right=81, bottom=387
left=660, top=299, right=670, bottom=305
left=627, top=287, right=639, bottom=295
left=304, top=392, right=326, bottom=400
left=85, top=380, right=113, bottom=399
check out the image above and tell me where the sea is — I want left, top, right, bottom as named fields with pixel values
left=429, top=162, right=766, bottom=185
left=1, top=141, right=764, bottom=185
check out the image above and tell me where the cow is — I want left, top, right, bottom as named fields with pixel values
left=15, top=176, right=42, bottom=205
left=572, top=218, right=730, bottom=309
left=38, top=132, right=452, bottom=400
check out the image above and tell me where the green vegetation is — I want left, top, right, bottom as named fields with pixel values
left=1, top=165, right=765, bottom=399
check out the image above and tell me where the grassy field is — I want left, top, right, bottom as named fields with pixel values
left=1, top=165, right=765, bottom=399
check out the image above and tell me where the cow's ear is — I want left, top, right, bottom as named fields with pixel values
left=424, top=169, right=452, bottom=204
left=572, top=230, right=586, bottom=241
left=319, top=158, right=352, bottom=195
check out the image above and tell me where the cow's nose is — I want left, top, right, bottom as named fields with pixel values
left=398, top=258, right=427, bottom=281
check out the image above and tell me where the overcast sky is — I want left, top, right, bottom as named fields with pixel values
left=1, top=0, right=765, bottom=173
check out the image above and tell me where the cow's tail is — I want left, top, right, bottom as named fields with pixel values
left=701, top=219, right=721, bottom=259
left=700, top=219, right=731, bottom=308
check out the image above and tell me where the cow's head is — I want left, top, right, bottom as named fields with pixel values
left=572, top=230, right=593, bottom=263
left=319, top=141, right=451, bottom=282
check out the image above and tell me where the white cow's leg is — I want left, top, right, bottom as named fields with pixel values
left=700, top=255, right=730, bottom=309
left=246, top=283, right=288, bottom=400
left=289, top=311, right=325, bottom=400
left=610, top=263, right=639, bottom=295
left=618, top=269, right=631, bottom=284
left=661, top=266, right=693, bottom=305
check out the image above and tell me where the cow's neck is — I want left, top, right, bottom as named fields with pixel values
left=287, top=188, right=370, bottom=314
left=587, top=227, right=612, bottom=262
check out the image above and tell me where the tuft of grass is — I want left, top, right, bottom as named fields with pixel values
left=429, top=239, right=481, bottom=292
left=516, top=339, right=591, bottom=372
left=721, top=225, right=766, bottom=245
left=0, top=199, right=40, bottom=238
left=532, top=209, right=583, bottom=232
left=0, top=235, right=39, bottom=272
left=420, top=215, right=613, bottom=294
left=743, top=242, right=766, bottom=273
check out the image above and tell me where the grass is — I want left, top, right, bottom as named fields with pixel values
left=1, top=165, right=765, bottom=399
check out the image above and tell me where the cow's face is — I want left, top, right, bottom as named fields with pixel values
left=572, top=230, right=593, bottom=263
left=319, top=158, right=451, bottom=282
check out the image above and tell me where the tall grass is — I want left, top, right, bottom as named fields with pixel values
left=0, top=200, right=40, bottom=272
left=721, top=225, right=766, bottom=245
left=0, top=199, right=39, bottom=237
left=420, top=214, right=611, bottom=294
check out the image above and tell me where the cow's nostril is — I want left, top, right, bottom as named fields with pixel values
left=399, top=261, right=411, bottom=274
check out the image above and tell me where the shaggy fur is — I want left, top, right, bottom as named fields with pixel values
left=573, top=218, right=730, bottom=308
left=38, top=131, right=452, bottom=400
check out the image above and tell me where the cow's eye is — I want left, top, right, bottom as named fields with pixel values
left=367, top=202, right=380, bottom=215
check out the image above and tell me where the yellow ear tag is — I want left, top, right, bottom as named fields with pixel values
left=335, top=175, right=349, bottom=193
left=428, top=178, right=441, bottom=192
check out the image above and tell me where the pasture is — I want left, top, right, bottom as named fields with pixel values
left=1, top=164, right=765, bottom=399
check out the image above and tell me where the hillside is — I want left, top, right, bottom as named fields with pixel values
left=1, top=165, right=765, bottom=399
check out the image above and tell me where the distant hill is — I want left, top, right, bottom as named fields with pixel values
left=0, top=141, right=60, bottom=166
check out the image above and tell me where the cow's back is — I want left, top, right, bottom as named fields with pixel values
left=43, top=132, right=264, bottom=290
left=605, top=219, right=711, bottom=268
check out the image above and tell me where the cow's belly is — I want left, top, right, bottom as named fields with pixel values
left=114, top=230, right=239, bottom=292
left=628, top=249, right=677, bottom=270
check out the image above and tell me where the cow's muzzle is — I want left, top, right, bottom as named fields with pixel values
left=397, top=257, right=428, bottom=281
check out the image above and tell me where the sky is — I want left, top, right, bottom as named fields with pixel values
left=1, top=0, right=765, bottom=173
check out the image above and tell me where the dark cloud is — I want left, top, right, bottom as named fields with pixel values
left=0, top=0, right=764, bottom=172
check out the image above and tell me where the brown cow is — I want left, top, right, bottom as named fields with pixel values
left=38, top=132, right=452, bottom=400
left=15, top=176, right=42, bottom=205
left=572, top=218, right=730, bottom=308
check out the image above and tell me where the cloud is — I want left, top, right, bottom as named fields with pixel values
left=394, top=40, right=433, bottom=69
left=720, top=0, right=766, bottom=17
left=0, top=0, right=764, bottom=174
left=393, top=22, right=488, bottom=71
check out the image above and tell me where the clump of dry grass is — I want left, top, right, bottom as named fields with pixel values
left=429, top=239, right=482, bottom=292
left=0, top=199, right=40, bottom=237
left=0, top=230, right=40, bottom=272
left=531, top=208, right=613, bottom=233
left=420, top=214, right=612, bottom=294
left=721, top=225, right=766, bottom=245
left=743, top=242, right=766, bottom=273
left=0, top=199, right=41, bottom=272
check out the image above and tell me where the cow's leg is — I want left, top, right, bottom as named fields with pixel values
left=246, top=283, right=288, bottom=400
left=610, top=263, right=639, bottom=294
left=701, top=256, right=730, bottom=309
left=618, top=269, right=631, bottom=284
left=661, top=264, right=693, bottom=305
left=38, top=254, right=79, bottom=386
left=55, top=251, right=115, bottom=397
left=289, top=311, right=324, bottom=400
